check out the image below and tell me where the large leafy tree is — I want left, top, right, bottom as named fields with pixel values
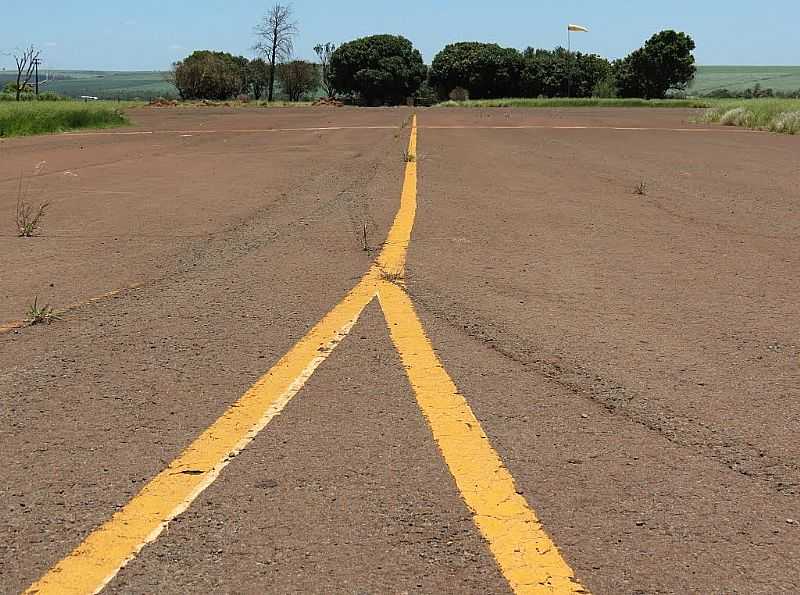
left=429, top=42, right=524, bottom=99
left=330, top=35, right=427, bottom=105
left=615, top=30, right=696, bottom=99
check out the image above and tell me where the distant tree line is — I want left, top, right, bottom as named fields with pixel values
left=171, top=51, right=319, bottom=101
left=428, top=30, right=696, bottom=101
left=168, top=3, right=696, bottom=105
left=703, top=83, right=800, bottom=99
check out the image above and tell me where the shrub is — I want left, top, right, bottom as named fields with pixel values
left=430, top=42, right=524, bottom=100
left=330, top=35, right=427, bottom=105
left=276, top=60, right=319, bottom=101
left=719, top=107, right=754, bottom=127
left=769, top=111, right=800, bottom=134
left=449, top=87, right=469, bottom=102
left=592, top=75, right=618, bottom=98
left=173, top=51, right=249, bottom=100
left=414, top=80, right=439, bottom=106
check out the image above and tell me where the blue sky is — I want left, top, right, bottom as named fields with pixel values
left=1, top=1, right=798, bottom=71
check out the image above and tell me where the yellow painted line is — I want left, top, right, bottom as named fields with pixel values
left=374, top=116, right=587, bottom=594
left=25, top=118, right=416, bottom=594
left=0, top=320, right=25, bottom=334
left=376, top=116, right=417, bottom=277
left=27, top=114, right=587, bottom=594
left=378, top=282, right=586, bottom=594
left=26, top=281, right=378, bottom=595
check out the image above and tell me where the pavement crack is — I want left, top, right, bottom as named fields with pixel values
left=408, top=284, right=799, bottom=496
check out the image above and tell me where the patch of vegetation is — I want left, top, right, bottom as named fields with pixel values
left=16, top=195, right=49, bottom=237
left=330, top=35, right=427, bottom=105
left=615, top=31, right=696, bottom=99
left=0, top=101, right=129, bottom=137
left=435, top=97, right=712, bottom=108
left=634, top=181, right=648, bottom=196
left=426, top=29, right=694, bottom=102
left=25, top=297, right=60, bottom=326
left=700, top=99, right=800, bottom=134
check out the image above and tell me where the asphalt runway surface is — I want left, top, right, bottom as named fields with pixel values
left=1, top=106, right=798, bottom=594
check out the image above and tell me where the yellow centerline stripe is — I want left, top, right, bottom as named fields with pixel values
left=26, top=116, right=419, bottom=595
left=375, top=118, right=587, bottom=594
left=25, top=276, right=376, bottom=595
left=378, top=281, right=585, bottom=594
left=27, top=114, right=587, bottom=595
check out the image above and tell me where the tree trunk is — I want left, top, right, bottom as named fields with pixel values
left=268, top=44, right=277, bottom=102
left=16, top=71, right=22, bottom=101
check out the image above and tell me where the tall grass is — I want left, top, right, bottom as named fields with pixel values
left=0, top=101, right=129, bottom=137
left=435, top=97, right=713, bottom=109
left=700, top=99, right=800, bottom=134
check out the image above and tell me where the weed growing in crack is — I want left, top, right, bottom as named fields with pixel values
left=25, top=297, right=60, bottom=325
left=633, top=180, right=648, bottom=196
left=380, top=268, right=405, bottom=285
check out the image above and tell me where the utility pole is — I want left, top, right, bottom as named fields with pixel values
left=33, top=57, right=42, bottom=96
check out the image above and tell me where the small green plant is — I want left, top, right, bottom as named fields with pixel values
left=403, top=150, right=416, bottom=163
left=634, top=180, right=648, bottom=196
left=25, top=297, right=59, bottom=325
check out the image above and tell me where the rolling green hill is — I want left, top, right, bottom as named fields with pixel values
left=690, top=66, right=800, bottom=95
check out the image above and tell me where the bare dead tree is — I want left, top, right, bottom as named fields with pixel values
left=253, top=4, right=298, bottom=102
left=314, top=42, right=336, bottom=98
left=14, top=45, right=41, bottom=101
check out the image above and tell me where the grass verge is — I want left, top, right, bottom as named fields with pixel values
left=0, top=101, right=130, bottom=137
left=435, top=98, right=713, bottom=109
left=699, top=99, right=800, bottom=134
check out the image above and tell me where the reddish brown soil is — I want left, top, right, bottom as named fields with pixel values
left=1, top=107, right=798, bottom=594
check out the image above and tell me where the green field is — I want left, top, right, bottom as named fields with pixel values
left=0, top=70, right=176, bottom=100
left=690, top=66, right=800, bottom=95
left=0, top=101, right=130, bottom=137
